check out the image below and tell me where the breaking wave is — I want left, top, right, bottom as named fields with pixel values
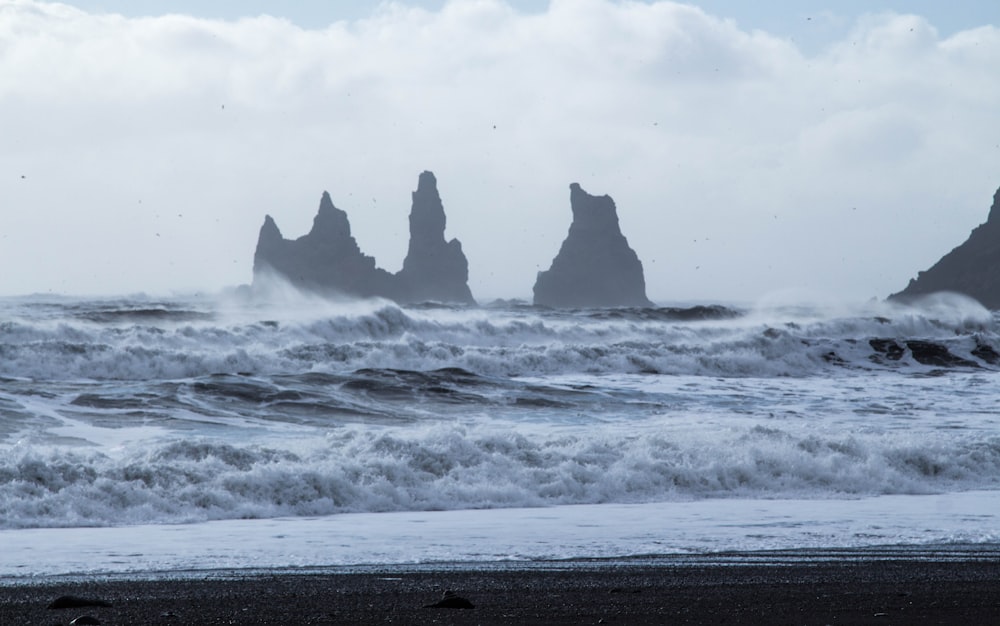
left=3, top=423, right=999, bottom=529
left=0, top=293, right=997, bottom=381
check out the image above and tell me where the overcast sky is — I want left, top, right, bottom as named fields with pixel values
left=2, top=0, right=999, bottom=304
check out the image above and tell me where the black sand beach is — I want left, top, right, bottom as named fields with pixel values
left=2, top=548, right=998, bottom=625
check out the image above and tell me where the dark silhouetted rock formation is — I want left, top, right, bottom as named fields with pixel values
left=396, top=172, right=475, bottom=304
left=252, top=172, right=474, bottom=304
left=533, top=183, right=653, bottom=308
left=253, top=191, right=400, bottom=299
left=423, top=590, right=475, bottom=609
left=47, top=596, right=113, bottom=610
left=890, top=186, right=1000, bottom=309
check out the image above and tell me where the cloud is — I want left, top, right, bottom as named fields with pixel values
left=1, top=0, right=999, bottom=301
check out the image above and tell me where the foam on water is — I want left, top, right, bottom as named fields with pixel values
left=2, top=491, right=998, bottom=577
left=0, top=292, right=996, bottom=381
left=1, top=291, right=999, bottom=573
left=3, top=417, right=999, bottom=529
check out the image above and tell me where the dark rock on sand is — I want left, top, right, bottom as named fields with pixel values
left=253, top=172, right=474, bottom=304
left=48, top=596, right=112, bottom=610
left=395, top=171, right=475, bottom=304
left=890, top=186, right=1000, bottom=309
left=253, top=192, right=399, bottom=300
left=423, top=590, right=475, bottom=609
left=534, top=183, right=652, bottom=308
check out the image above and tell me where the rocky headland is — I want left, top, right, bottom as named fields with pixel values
left=890, top=186, right=1000, bottom=309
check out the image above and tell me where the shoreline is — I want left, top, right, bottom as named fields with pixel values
left=3, top=547, right=999, bottom=624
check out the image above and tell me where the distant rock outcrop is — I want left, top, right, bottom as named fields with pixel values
left=890, top=186, right=1000, bottom=309
left=396, top=172, right=475, bottom=304
left=252, top=172, right=474, bottom=304
left=253, top=191, right=399, bottom=299
left=533, top=183, right=653, bottom=308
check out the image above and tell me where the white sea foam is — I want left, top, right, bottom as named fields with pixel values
left=2, top=491, right=999, bottom=577
left=1, top=293, right=999, bottom=570
left=0, top=294, right=996, bottom=381
left=2, top=418, right=998, bottom=529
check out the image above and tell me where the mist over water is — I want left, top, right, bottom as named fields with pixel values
left=1, top=285, right=999, bottom=573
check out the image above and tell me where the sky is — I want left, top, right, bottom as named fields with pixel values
left=2, top=0, right=999, bottom=303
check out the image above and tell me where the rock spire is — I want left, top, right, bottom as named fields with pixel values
left=533, top=183, right=652, bottom=308
left=252, top=191, right=397, bottom=299
left=396, top=171, right=475, bottom=304
left=252, top=172, right=474, bottom=304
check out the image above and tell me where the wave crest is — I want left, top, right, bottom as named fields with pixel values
left=3, top=426, right=998, bottom=529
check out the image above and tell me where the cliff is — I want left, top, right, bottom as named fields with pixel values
left=890, top=186, right=1000, bottom=309
left=533, top=183, right=653, bottom=308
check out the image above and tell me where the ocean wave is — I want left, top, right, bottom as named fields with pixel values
left=0, top=296, right=998, bottom=380
left=2, top=425, right=999, bottom=529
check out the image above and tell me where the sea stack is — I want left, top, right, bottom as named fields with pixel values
left=395, top=171, right=475, bottom=304
left=252, top=191, right=399, bottom=299
left=533, top=183, right=653, bottom=308
left=890, top=185, right=1000, bottom=309
left=252, top=172, right=475, bottom=304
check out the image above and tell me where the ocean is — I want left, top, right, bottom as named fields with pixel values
left=1, top=290, right=999, bottom=577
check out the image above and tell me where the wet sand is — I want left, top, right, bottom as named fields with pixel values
left=2, top=549, right=998, bottom=625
